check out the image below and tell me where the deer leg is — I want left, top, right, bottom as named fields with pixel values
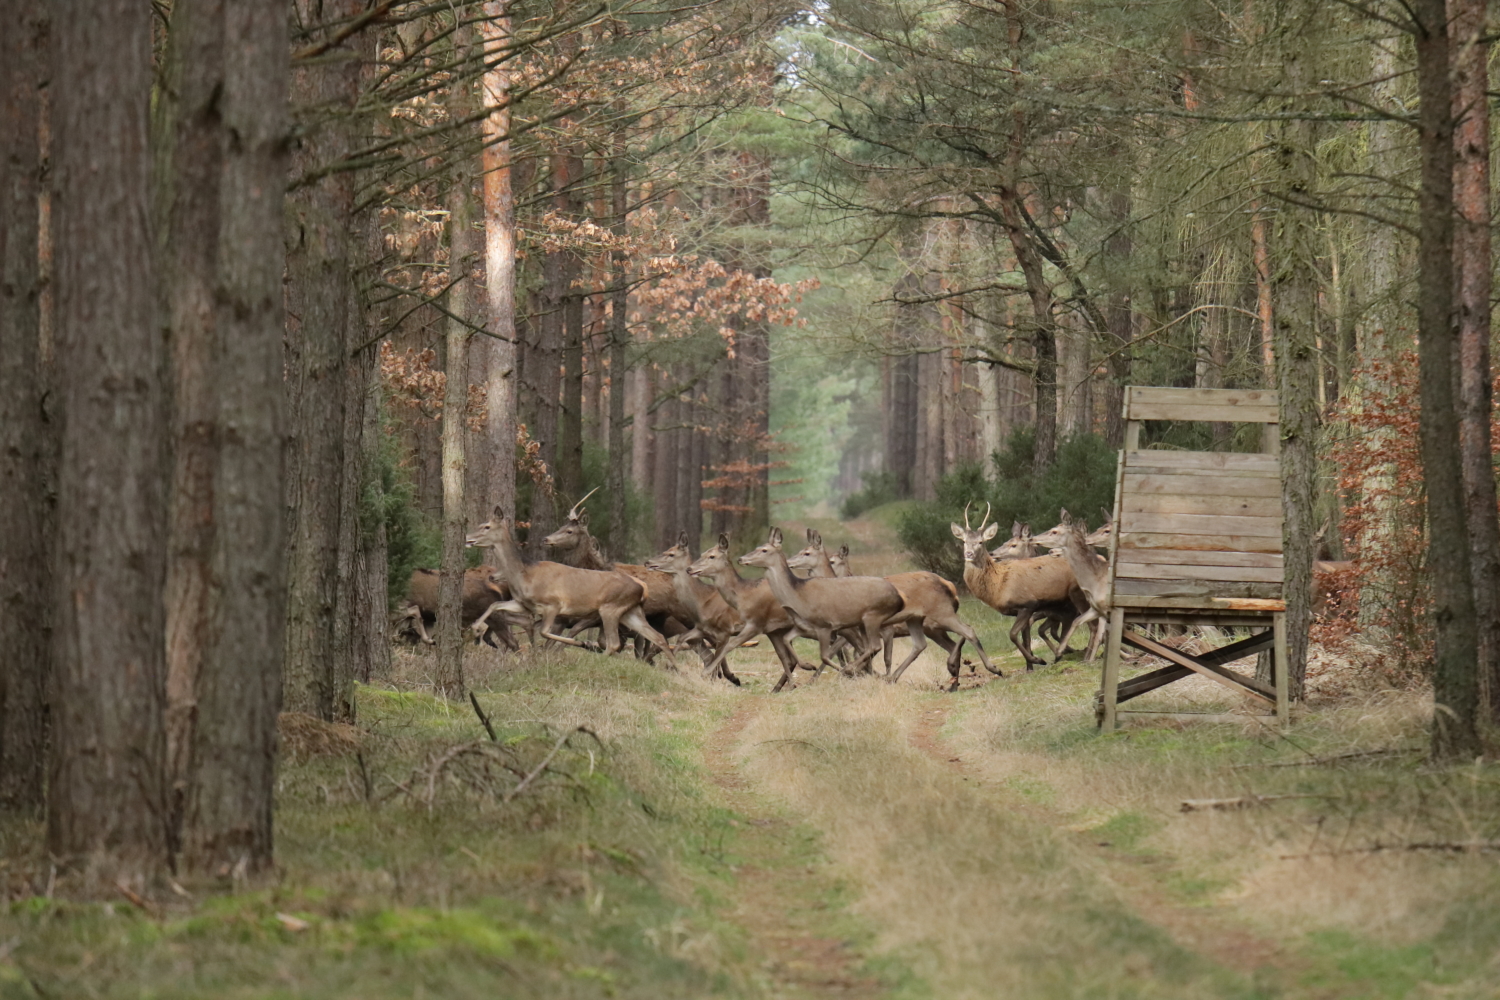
left=703, top=622, right=756, bottom=680
left=1055, top=607, right=1099, bottom=658
left=1085, top=616, right=1107, bottom=662
left=620, top=606, right=676, bottom=669
left=764, top=629, right=801, bottom=692
left=1008, top=610, right=1045, bottom=670
left=887, top=615, right=928, bottom=683
left=940, top=615, right=999, bottom=677
left=914, top=625, right=960, bottom=688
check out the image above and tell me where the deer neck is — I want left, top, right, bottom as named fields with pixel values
left=489, top=531, right=533, bottom=604
left=1062, top=533, right=1106, bottom=594
left=669, top=564, right=705, bottom=618
left=813, top=551, right=836, bottom=578
left=758, top=554, right=810, bottom=618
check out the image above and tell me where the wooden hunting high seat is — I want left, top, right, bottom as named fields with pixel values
left=1098, top=387, right=1289, bottom=731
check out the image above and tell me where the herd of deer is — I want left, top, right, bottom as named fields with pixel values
left=393, top=489, right=1130, bottom=692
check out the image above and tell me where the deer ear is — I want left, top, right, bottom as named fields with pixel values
left=769, top=526, right=782, bottom=546
left=1059, top=508, right=1071, bottom=524
left=950, top=523, right=966, bottom=540
left=677, top=529, right=688, bottom=547
left=981, top=522, right=1000, bottom=541
left=492, top=505, right=504, bottom=520
left=718, top=533, right=730, bottom=550
left=579, top=510, right=589, bottom=526
left=1011, top=520, right=1022, bottom=536
left=810, top=529, right=822, bottom=546
left=839, top=545, right=849, bottom=557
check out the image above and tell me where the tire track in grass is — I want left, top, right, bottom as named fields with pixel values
left=703, top=698, right=886, bottom=1000
left=907, top=703, right=1308, bottom=989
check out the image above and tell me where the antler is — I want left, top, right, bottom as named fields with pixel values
left=565, top=486, right=600, bottom=523
left=978, top=501, right=991, bottom=530
left=963, top=501, right=972, bottom=530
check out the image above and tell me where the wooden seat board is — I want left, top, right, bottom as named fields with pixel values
left=1127, top=388, right=1278, bottom=424
left=1122, top=450, right=1279, bottom=473
left=1117, top=562, right=1284, bottom=583
left=1117, top=549, right=1283, bottom=568
left=1113, top=594, right=1286, bottom=611
left=1115, top=579, right=1282, bottom=599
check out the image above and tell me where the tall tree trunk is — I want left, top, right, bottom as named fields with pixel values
left=1272, top=32, right=1320, bottom=703
left=997, top=186, right=1057, bottom=476
left=1103, top=188, right=1132, bottom=449
left=1414, top=0, right=1480, bottom=759
left=284, top=0, right=365, bottom=722
left=1449, top=0, right=1499, bottom=732
left=437, top=167, right=475, bottom=700
left=49, top=0, right=170, bottom=881
left=558, top=154, right=585, bottom=503
left=653, top=378, right=679, bottom=550
left=157, top=0, right=289, bottom=876
left=0, top=0, right=51, bottom=812
left=607, top=154, right=630, bottom=556
left=480, top=1, right=518, bottom=531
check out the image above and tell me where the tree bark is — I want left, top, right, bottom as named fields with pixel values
left=0, top=0, right=51, bottom=812
left=607, top=154, right=630, bottom=556
left=558, top=154, right=585, bottom=503
left=48, top=0, right=170, bottom=881
left=437, top=165, right=475, bottom=700
left=479, top=0, right=518, bottom=530
left=284, top=0, right=366, bottom=722
left=1449, top=0, right=1499, bottom=731
left=187, top=0, right=288, bottom=871
left=1414, top=0, right=1481, bottom=760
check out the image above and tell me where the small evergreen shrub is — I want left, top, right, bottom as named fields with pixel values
left=840, top=469, right=901, bottom=520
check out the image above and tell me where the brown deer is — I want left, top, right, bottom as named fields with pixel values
left=1029, top=510, right=1107, bottom=661
left=740, top=527, right=927, bottom=682
left=643, top=533, right=749, bottom=685
left=980, top=523, right=1075, bottom=656
left=789, top=529, right=998, bottom=688
left=688, top=534, right=820, bottom=692
left=466, top=509, right=675, bottom=664
left=949, top=503, right=1086, bottom=670
left=394, top=566, right=523, bottom=650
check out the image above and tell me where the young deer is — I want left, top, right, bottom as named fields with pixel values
left=789, top=529, right=998, bottom=687
left=740, top=527, right=926, bottom=682
left=689, top=534, right=817, bottom=691
left=467, top=509, right=675, bottom=664
left=1029, top=509, right=1107, bottom=661
left=395, top=566, right=523, bottom=650
left=643, top=533, right=746, bottom=685
left=949, top=503, right=1086, bottom=670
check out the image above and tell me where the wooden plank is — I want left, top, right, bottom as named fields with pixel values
left=1120, top=611, right=1280, bottom=627
left=1119, top=512, right=1283, bottom=537
left=1115, top=579, right=1283, bottom=600
left=1273, top=612, right=1289, bottom=726
left=1114, top=594, right=1286, bottom=611
left=1123, top=473, right=1282, bottom=498
left=1116, top=562, right=1284, bottom=583
left=1121, top=450, right=1279, bottom=473
left=1120, top=630, right=1277, bottom=704
left=1116, top=663, right=1192, bottom=704
left=1117, top=549, right=1283, bottom=568
left=1117, top=712, right=1277, bottom=725
left=1118, top=532, right=1283, bottom=554
left=1124, top=465, right=1280, bottom=480
left=1122, top=494, right=1282, bottom=517
left=1099, top=606, right=1126, bottom=732
left=1127, top=387, right=1278, bottom=423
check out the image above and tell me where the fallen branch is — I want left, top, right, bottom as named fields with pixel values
left=1232, top=747, right=1421, bottom=769
left=504, top=726, right=600, bottom=804
left=1281, top=840, right=1500, bottom=860
left=1181, top=793, right=1326, bottom=812
left=470, top=692, right=498, bottom=742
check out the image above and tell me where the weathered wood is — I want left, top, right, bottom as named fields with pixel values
left=1123, top=473, right=1283, bottom=498
left=1099, top=605, right=1125, bottom=731
left=1119, top=630, right=1276, bottom=704
left=1117, top=549, right=1282, bottom=568
left=1119, top=611, right=1282, bottom=627
left=1181, top=794, right=1317, bottom=812
left=1118, top=513, right=1284, bottom=537
left=1117, top=711, right=1276, bottom=725
left=1122, top=494, right=1282, bottom=517
left=1127, top=387, right=1278, bottom=423
left=1114, top=593, right=1286, bottom=610
left=1273, top=612, right=1289, bottom=725
left=1118, top=531, right=1284, bottom=554
left=1122, top=450, right=1279, bottom=472
left=1117, top=562, right=1284, bottom=583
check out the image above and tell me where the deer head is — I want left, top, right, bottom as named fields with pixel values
left=688, top=533, right=733, bottom=579
left=645, top=529, right=692, bottom=573
left=466, top=507, right=514, bottom=550
left=949, top=502, right=997, bottom=565
left=738, top=526, right=784, bottom=569
left=828, top=544, right=851, bottom=577
left=785, top=527, right=827, bottom=572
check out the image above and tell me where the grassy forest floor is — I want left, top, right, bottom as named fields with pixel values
left=4, top=509, right=1500, bottom=999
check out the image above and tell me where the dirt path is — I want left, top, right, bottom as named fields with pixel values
left=907, top=704, right=1305, bottom=986
left=703, top=699, right=885, bottom=1000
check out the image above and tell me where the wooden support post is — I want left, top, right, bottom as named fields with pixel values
left=1100, top=606, right=1125, bottom=732
left=1273, top=611, right=1289, bottom=726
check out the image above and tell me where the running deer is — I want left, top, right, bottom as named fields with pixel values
left=1029, top=510, right=1107, bottom=661
left=689, top=534, right=820, bottom=692
left=643, top=533, right=748, bottom=685
left=466, top=509, right=675, bottom=664
left=982, top=521, right=1071, bottom=655
left=788, top=529, right=998, bottom=687
left=949, top=503, right=1086, bottom=670
left=394, top=566, right=524, bottom=650
left=739, top=527, right=927, bottom=682
left=989, top=522, right=1033, bottom=561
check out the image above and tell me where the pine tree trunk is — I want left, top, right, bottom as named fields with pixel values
left=1414, top=0, right=1481, bottom=759
left=48, top=0, right=170, bottom=881
left=558, top=153, right=585, bottom=503
left=0, top=0, right=51, bottom=812
left=480, top=0, right=518, bottom=530
left=437, top=156, right=475, bottom=700
left=284, top=0, right=365, bottom=721
left=607, top=155, right=631, bottom=556
left=1449, top=0, right=1500, bottom=732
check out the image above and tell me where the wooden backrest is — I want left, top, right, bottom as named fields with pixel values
left=1109, top=388, right=1284, bottom=611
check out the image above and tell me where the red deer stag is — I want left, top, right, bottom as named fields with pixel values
left=949, top=503, right=1086, bottom=670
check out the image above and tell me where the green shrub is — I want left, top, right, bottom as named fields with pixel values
left=896, top=430, right=1118, bottom=585
left=366, top=412, right=440, bottom=609
left=840, top=469, right=900, bottom=519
